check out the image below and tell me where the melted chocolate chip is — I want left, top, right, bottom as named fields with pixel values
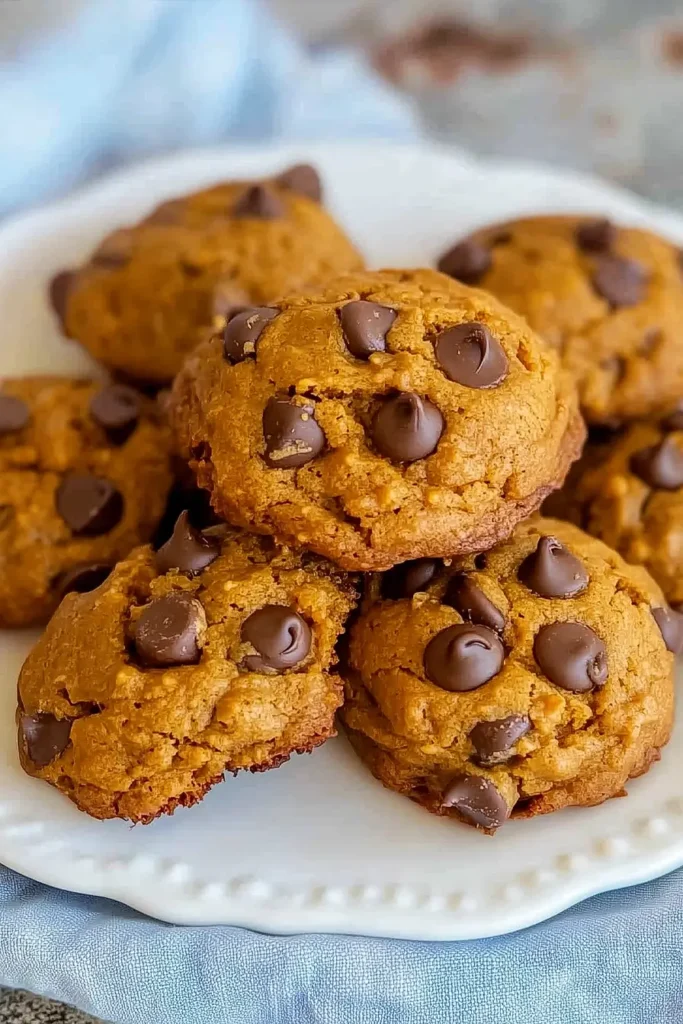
left=241, top=605, right=311, bottom=671
left=233, top=184, right=284, bottom=219
left=662, top=404, right=683, bottom=432
left=652, top=606, right=683, bottom=655
left=262, top=397, right=325, bottom=468
left=444, top=573, right=506, bottom=633
left=223, top=307, right=278, bottom=363
left=442, top=774, right=509, bottom=830
left=437, top=239, right=492, bottom=284
left=275, top=163, right=322, bottom=203
left=592, top=255, right=647, bottom=308
left=372, top=393, right=443, bottom=463
left=49, top=270, right=75, bottom=324
left=630, top=437, right=683, bottom=490
left=518, top=536, right=589, bottom=598
left=156, top=511, right=221, bottom=576
left=56, top=475, right=124, bottom=536
left=54, top=562, right=113, bottom=599
left=470, top=715, right=531, bottom=766
left=20, top=713, right=72, bottom=767
left=381, top=558, right=440, bottom=599
left=434, top=322, right=508, bottom=389
left=133, top=593, right=205, bottom=667
left=575, top=218, right=616, bottom=253
left=89, top=384, right=141, bottom=444
left=424, top=624, right=504, bottom=692
left=0, top=394, right=30, bottom=435
left=339, top=301, right=396, bottom=359
left=534, top=621, right=608, bottom=692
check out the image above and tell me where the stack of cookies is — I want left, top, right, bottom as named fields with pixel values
left=8, top=164, right=682, bottom=834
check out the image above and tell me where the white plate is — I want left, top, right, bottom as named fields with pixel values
left=1, top=141, right=682, bottom=941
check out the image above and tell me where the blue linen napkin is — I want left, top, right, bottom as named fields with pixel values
left=2, top=863, right=682, bottom=1023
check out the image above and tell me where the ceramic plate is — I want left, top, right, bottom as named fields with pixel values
left=1, top=142, right=682, bottom=940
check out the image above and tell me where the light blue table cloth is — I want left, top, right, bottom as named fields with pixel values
left=1, top=1, right=682, bottom=1021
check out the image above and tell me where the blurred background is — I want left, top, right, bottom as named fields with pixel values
left=2, top=0, right=683, bottom=213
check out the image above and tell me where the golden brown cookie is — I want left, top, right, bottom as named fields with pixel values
left=0, top=377, right=172, bottom=628
left=171, top=268, right=584, bottom=571
left=54, top=165, right=363, bottom=384
left=341, top=517, right=678, bottom=832
left=551, top=406, right=683, bottom=610
left=437, top=215, right=683, bottom=425
left=17, top=518, right=357, bottom=822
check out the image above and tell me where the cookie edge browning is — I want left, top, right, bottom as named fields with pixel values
left=16, top=708, right=340, bottom=824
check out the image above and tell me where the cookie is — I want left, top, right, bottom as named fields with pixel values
left=0, top=377, right=172, bottom=627
left=54, top=165, right=363, bottom=384
left=17, top=518, right=357, bottom=822
left=341, top=517, right=677, bottom=832
left=551, top=406, right=683, bottom=610
left=437, top=215, right=683, bottom=425
left=171, top=268, right=584, bottom=571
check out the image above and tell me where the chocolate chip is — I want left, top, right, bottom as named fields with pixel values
left=662, top=404, right=683, bottom=432
left=442, top=774, right=509, bottom=830
left=424, top=624, right=504, bottom=692
left=652, top=606, right=683, bottom=654
left=575, top=218, right=616, bottom=253
left=262, top=397, right=325, bottom=468
left=233, top=184, right=284, bottom=219
left=381, top=558, right=440, bottom=599
left=534, top=622, right=608, bottom=692
left=518, top=536, right=589, bottom=598
left=631, top=437, right=683, bottom=490
left=54, top=562, right=113, bottom=599
left=89, top=384, right=140, bottom=444
left=49, top=270, right=75, bottom=323
left=444, top=573, right=506, bottom=633
left=20, top=713, right=72, bottom=767
left=339, top=301, right=396, bottom=359
left=156, top=510, right=220, bottom=576
left=241, top=605, right=311, bottom=671
left=592, top=255, right=647, bottom=308
left=0, top=394, right=30, bottom=435
left=223, top=307, right=278, bottom=363
left=437, top=239, right=492, bottom=284
left=434, top=322, right=508, bottom=389
left=133, top=593, right=205, bottom=667
left=275, top=163, right=322, bottom=203
left=372, top=393, right=443, bottom=463
left=470, top=715, right=531, bottom=766
left=56, top=475, right=124, bottom=536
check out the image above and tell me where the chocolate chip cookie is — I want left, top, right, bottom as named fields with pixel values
left=171, top=268, right=584, bottom=571
left=438, top=215, right=683, bottom=425
left=341, top=517, right=677, bottom=832
left=552, top=406, right=683, bottom=610
left=17, top=517, right=357, bottom=822
left=0, top=377, right=172, bottom=627
left=54, top=165, right=363, bottom=384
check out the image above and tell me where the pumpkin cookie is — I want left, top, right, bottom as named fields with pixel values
left=53, top=165, right=363, bottom=384
left=17, top=517, right=357, bottom=822
left=171, top=268, right=584, bottom=571
left=438, top=215, right=683, bottom=425
left=0, top=377, right=172, bottom=627
left=552, top=406, right=683, bottom=610
left=341, top=517, right=677, bottom=832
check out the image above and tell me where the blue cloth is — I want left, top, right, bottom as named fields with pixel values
left=2, top=863, right=683, bottom=1023
left=0, top=0, right=415, bottom=214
